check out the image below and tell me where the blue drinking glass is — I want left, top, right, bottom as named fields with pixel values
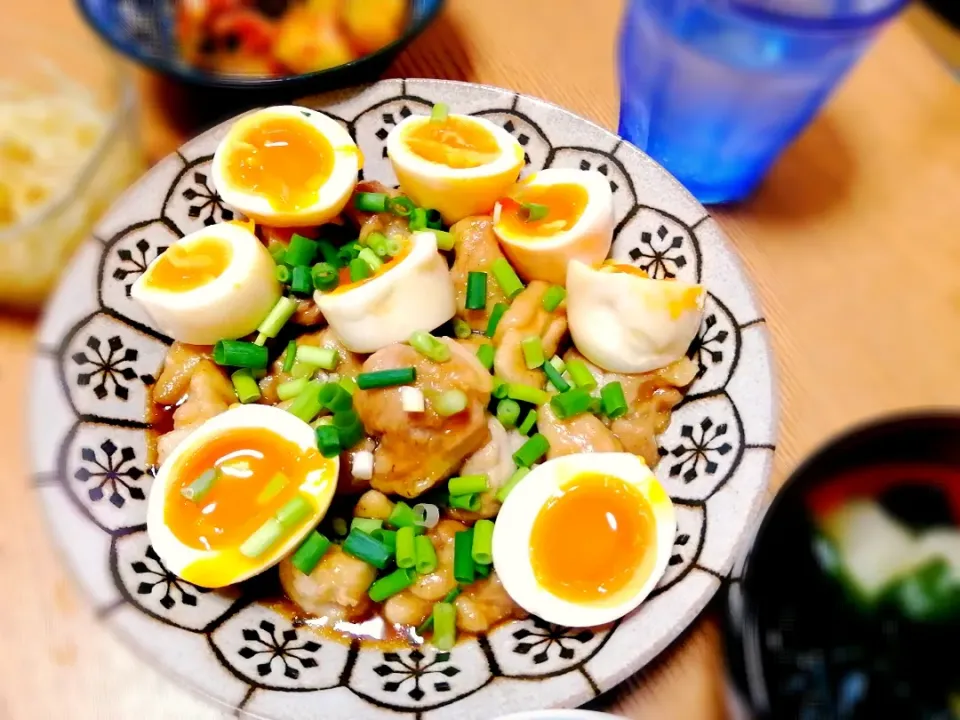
left=618, top=0, right=908, bottom=204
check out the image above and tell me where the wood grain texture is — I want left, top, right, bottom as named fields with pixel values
left=3, top=0, right=960, bottom=717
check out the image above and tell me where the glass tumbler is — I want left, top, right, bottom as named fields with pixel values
left=618, top=0, right=907, bottom=204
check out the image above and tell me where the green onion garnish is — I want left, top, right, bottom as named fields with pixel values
left=351, top=517, right=383, bottom=535
left=257, top=296, right=298, bottom=339
left=448, top=493, right=480, bottom=511
left=601, top=381, right=629, bottom=419
left=453, top=318, right=473, bottom=339
left=513, top=433, right=549, bottom=467
left=231, top=369, right=261, bottom=404
left=495, top=467, right=530, bottom=502
left=472, top=519, right=494, bottom=565
left=274, top=264, right=292, bottom=284
left=385, top=236, right=403, bottom=256
left=409, top=330, right=451, bottom=363
left=342, top=528, right=392, bottom=569
left=496, top=398, right=521, bottom=429
left=426, top=209, right=443, bottom=230
left=433, top=230, right=455, bottom=251
left=431, top=102, right=450, bottom=122
left=349, top=257, right=371, bottom=283
left=521, top=202, right=549, bottom=222
left=333, top=410, right=365, bottom=449
left=541, top=285, right=566, bottom=312
left=566, top=359, right=598, bottom=390
left=388, top=500, right=416, bottom=529
left=491, top=258, right=525, bottom=299
left=311, top=262, right=339, bottom=292
left=453, top=529, right=476, bottom=584
left=296, top=346, right=340, bottom=371
left=318, top=383, right=353, bottom=412
left=268, top=240, right=287, bottom=264
left=521, top=336, right=545, bottom=369
left=542, top=360, right=570, bottom=392
left=549, top=355, right=566, bottom=374
left=448, top=474, right=489, bottom=496
left=372, top=528, right=397, bottom=554
left=368, top=567, right=417, bottom=602
left=506, top=383, right=550, bottom=405
left=418, top=587, right=462, bottom=634
left=315, top=424, right=341, bottom=458
left=332, top=517, right=349, bottom=537
left=433, top=389, right=468, bottom=416
left=476, top=343, right=495, bottom=371
left=414, top=535, right=438, bottom=574
left=288, top=380, right=325, bottom=422
left=239, top=518, right=284, bottom=558
left=291, top=531, right=331, bottom=575
left=290, top=359, right=317, bottom=379
left=338, top=241, right=362, bottom=266
left=213, top=339, right=269, bottom=370
left=256, top=472, right=288, bottom=505
left=358, top=247, right=383, bottom=272
left=485, top=302, right=509, bottom=337
left=316, top=239, right=340, bottom=267
left=282, top=340, right=297, bottom=374
left=339, top=375, right=358, bottom=395
left=180, top=468, right=219, bottom=502
left=550, top=388, right=594, bottom=420
left=366, top=232, right=390, bottom=258
left=431, top=602, right=457, bottom=650
left=290, top=265, right=314, bottom=296
left=492, top=376, right=509, bottom=399
left=396, top=525, right=417, bottom=569
left=355, top=192, right=389, bottom=214
left=285, top=234, right=318, bottom=266
left=357, top=367, right=416, bottom=389
left=387, top=196, right=416, bottom=218
left=276, top=494, right=312, bottom=530
left=409, top=207, right=428, bottom=232
left=465, top=271, right=488, bottom=310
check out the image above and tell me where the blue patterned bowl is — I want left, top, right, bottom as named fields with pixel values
left=76, top=0, right=444, bottom=91
left=31, top=79, right=777, bottom=718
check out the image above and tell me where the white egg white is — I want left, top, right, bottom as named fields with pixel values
left=313, top=230, right=456, bottom=353
left=566, top=260, right=705, bottom=373
left=493, top=169, right=614, bottom=285
left=386, top=113, right=524, bottom=225
left=492, top=452, right=675, bottom=627
left=147, top=405, right=339, bottom=589
left=211, top=105, right=360, bottom=227
left=131, top=222, right=280, bottom=345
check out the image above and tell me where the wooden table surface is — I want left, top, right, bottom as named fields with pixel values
left=3, top=1, right=960, bottom=718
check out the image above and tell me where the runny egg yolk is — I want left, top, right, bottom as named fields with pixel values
left=223, top=115, right=335, bottom=213
left=404, top=117, right=501, bottom=169
left=529, top=473, right=656, bottom=603
left=165, top=427, right=320, bottom=551
left=599, top=262, right=702, bottom=319
left=498, top=183, right=590, bottom=238
left=143, top=237, right=232, bottom=293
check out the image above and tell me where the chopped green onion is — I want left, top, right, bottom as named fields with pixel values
left=254, top=332, right=269, bottom=346
left=288, top=380, right=324, bottom=422
left=491, top=258, right=524, bottom=299
left=475, top=562, right=491, bottom=578
left=387, top=196, right=416, bottom=218
left=366, top=231, right=390, bottom=258
left=496, top=467, right=530, bottom=502
left=256, top=472, right=288, bottom=505
left=541, top=285, right=567, bottom=312
left=409, top=330, right=451, bottom=363
left=433, top=389, right=468, bottom=416
left=332, top=517, right=349, bottom=537
left=318, top=383, right=353, bottom=412
left=276, top=494, right=312, bottom=530
left=448, top=474, right=489, bottom=496
left=590, top=395, right=603, bottom=414
left=550, top=387, right=594, bottom=419
left=542, top=360, right=570, bottom=392
left=291, top=265, right=313, bottom=295
left=268, top=240, right=287, bottom=263
left=514, top=433, right=550, bottom=467
left=351, top=517, right=383, bottom=535
left=431, top=102, right=449, bottom=122
left=339, top=376, right=358, bottom=395
left=349, top=257, right=371, bottom=282
left=358, top=247, right=384, bottom=272
left=333, top=410, right=365, bottom=449
left=465, top=271, right=487, bottom=310
left=507, top=383, right=550, bottom=405
left=413, top=503, right=440, bottom=528
left=472, top=519, right=494, bottom=565
left=315, top=424, right=341, bottom=458
left=369, top=567, right=417, bottom=602
left=277, top=378, right=308, bottom=402
left=213, top=340, right=268, bottom=370
left=257, top=296, right=298, bottom=339
left=316, top=239, right=340, bottom=267
left=431, top=602, right=457, bottom=650
left=476, top=343, right=495, bottom=371
left=485, top=302, right=509, bottom=337
left=448, top=493, right=480, bottom=511
left=342, top=528, right=392, bottom=569
left=239, top=518, right=284, bottom=558
left=414, top=535, right=438, bottom=574
left=566, top=359, right=598, bottom=390
left=453, top=318, right=473, bottom=339
left=521, top=336, right=545, bottom=369
left=549, top=355, right=566, bottom=374
left=426, top=209, right=443, bottom=230
left=385, top=237, right=403, bottom=256
left=496, top=398, right=521, bottom=429
left=282, top=340, right=297, bottom=374
left=372, top=528, right=397, bottom=554
left=492, top=376, right=509, bottom=399
left=433, top=230, right=455, bottom=251
left=601, top=381, right=629, bottom=419
left=311, top=262, right=339, bottom=292
left=231, top=369, right=261, bottom=404
left=292, top=531, right=331, bottom=575
left=388, top=501, right=416, bottom=529
left=409, top=207, right=428, bottom=232
left=338, top=241, right=362, bottom=266
left=453, top=529, right=476, bottom=583
left=521, top=202, right=549, bottom=222
left=297, top=346, right=340, bottom=371
left=419, top=586, right=462, bottom=633
left=290, top=358, right=317, bottom=379
left=395, top=526, right=417, bottom=569
left=285, top=234, right=319, bottom=266
left=354, top=192, right=389, bottom=213
left=274, top=264, right=291, bottom=284
left=180, top=468, right=219, bottom=502
left=357, top=367, right=417, bottom=390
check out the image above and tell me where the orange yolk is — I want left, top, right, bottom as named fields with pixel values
left=497, top=183, right=590, bottom=238
left=165, top=427, right=321, bottom=551
left=598, top=261, right=701, bottom=318
left=598, top=261, right=649, bottom=278
left=143, top=237, right=232, bottom=293
left=530, top=473, right=656, bottom=603
left=404, top=117, right=500, bottom=169
left=223, top=114, right=335, bottom=213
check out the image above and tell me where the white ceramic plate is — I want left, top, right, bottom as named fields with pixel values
left=30, top=79, right=777, bottom=719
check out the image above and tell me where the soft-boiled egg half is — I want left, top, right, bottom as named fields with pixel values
left=493, top=452, right=675, bottom=626
left=566, top=260, right=705, bottom=374
left=131, top=222, right=280, bottom=345
left=492, top=169, right=614, bottom=285
left=212, top=106, right=361, bottom=227
left=147, top=405, right=339, bottom=589
left=386, top=111, right=524, bottom=225
left=314, top=230, right=456, bottom=354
